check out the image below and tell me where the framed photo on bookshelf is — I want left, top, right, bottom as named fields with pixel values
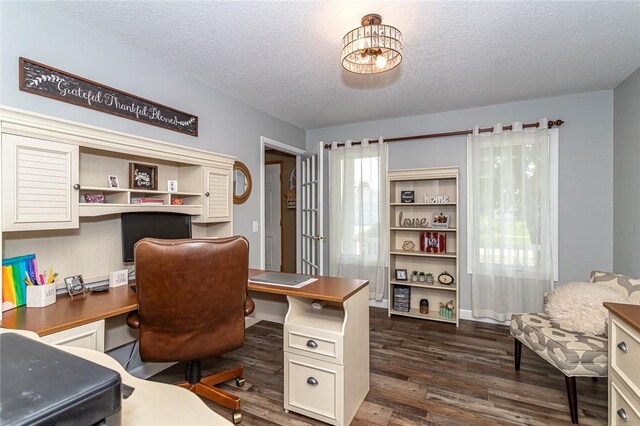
left=394, top=268, right=408, bottom=281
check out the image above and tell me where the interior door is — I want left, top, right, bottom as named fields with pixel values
left=300, top=143, right=324, bottom=275
left=264, top=163, right=282, bottom=271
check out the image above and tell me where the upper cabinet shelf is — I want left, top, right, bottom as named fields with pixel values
left=1, top=108, right=235, bottom=231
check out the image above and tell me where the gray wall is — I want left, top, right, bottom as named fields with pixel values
left=307, top=91, right=614, bottom=310
left=613, top=67, right=640, bottom=277
left=0, top=2, right=306, bottom=267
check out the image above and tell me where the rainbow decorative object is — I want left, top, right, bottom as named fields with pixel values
left=2, top=253, right=37, bottom=311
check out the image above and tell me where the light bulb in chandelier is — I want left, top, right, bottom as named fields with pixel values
left=375, top=54, right=387, bottom=69
left=358, top=52, right=370, bottom=64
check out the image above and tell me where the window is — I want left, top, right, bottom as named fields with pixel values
left=468, top=128, right=558, bottom=281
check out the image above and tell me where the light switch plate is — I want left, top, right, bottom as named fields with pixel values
left=109, top=269, right=129, bottom=288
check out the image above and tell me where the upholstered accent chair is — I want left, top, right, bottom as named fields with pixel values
left=510, top=271, right=640, bottom=424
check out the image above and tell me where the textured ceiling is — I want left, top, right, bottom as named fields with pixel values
left=47, top=1, right=640, bottom=130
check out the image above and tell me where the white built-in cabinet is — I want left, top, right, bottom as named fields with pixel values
left=203, top=166, right=232, bottom=222
left=40, top=320, right=105, bottom=352
left=2, top=134, right=79, bottom=231
left=283, top=288, right=369, bottom=425
left=387, top=167, right=460, bottom=326
left=0, top=107, right=235, bottom=286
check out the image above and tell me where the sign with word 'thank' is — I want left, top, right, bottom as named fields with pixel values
left=19, top=57, right=198, bottom=137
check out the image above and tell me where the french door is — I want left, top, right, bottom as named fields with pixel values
left=300, top=143, right=324, bottom=275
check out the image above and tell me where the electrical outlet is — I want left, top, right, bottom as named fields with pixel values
left=253, top=220, right=259, bottom=232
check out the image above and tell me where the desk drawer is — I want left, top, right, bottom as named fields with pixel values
left=40, top=320, right=105, bottom=352
left=611, top=317, right=640, bottom=396
left=611, top=381, right=640, bottom=425
left=285, top=325, right=343, bottom=364
left=285, top=353, right=343, bottom=424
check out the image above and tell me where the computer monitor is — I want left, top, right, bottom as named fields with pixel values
left=120, top=212, right=192, bottom=262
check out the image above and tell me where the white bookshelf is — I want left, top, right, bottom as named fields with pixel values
left=387, top=167, right=460, bottom=326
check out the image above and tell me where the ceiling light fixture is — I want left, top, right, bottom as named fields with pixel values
left=341, top=13, right=403, bottom=74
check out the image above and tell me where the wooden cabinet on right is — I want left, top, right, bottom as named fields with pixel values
left=607, top=303, right=640, bottom=425
left=387, top=167, right=460, bottom=326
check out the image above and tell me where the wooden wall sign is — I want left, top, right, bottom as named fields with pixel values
left=19, top=57, right=198, bottom=136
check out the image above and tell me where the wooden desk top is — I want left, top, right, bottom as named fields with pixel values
left=1, top=285, right=138, bottom=337
left=248, top=269, right=368, bottom=303
left=605, top=302, right=640, bottom=333
left=2, top=272, right=369, bottom=336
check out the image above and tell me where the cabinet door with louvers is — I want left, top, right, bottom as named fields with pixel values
left=2, top=134, right=79, bottom=231
left=202, top=166, right=232, bottom=222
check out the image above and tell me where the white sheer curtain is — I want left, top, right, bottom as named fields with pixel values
left=468, top=120, right=555, bottom=321
left=329, top=138, right=388, bottom=301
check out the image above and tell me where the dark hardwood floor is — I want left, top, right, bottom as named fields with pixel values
left=149, top=307, right=607, bottom=425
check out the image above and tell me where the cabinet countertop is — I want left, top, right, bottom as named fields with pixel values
left=605, top=302, right=640, bottom=333
left=248, top=269, right=368, bottom=303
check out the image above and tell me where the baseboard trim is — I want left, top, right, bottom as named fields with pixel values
left=369, top=299, right=388, bottom=309
left=459, top=309, right=510, bottom=325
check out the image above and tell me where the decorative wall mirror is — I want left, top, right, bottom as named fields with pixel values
left=233, top=161, right=252, bottom=204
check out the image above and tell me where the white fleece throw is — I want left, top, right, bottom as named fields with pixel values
left=545, top=282, right=629, bottom=335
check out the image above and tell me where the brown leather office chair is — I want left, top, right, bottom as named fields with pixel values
left=126, top=236, right=254, bottom=424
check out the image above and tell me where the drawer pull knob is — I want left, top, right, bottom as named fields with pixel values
left=617, top=342, right=629, bottom=353
left=306, top=340, right=318, bottom=349
left=617, top=408, right=628, bottom=421
left=73, top=183, right=81, bottom=190
left=306, top=377, right=318, bottom=386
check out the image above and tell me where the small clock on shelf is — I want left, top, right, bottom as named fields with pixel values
left=438, top=271, right=454, bottom=285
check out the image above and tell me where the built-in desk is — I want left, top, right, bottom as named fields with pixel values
left=1, top=271, right=370, bottom=426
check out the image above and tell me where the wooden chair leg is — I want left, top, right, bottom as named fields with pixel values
left=514, top=339, right=522, bottom=371
left=565, top=375, right=578, bottom=424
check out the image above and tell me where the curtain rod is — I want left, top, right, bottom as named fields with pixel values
left=323, top=119, right=564, bottom=149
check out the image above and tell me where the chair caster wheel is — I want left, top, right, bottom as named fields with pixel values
left=233, top=411, right=242, bottom=423
left=236, top=377, right=245, bottom=387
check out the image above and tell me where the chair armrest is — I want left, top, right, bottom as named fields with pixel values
left=245, top=294, right=255, bottom=316
left=126, top=310, right=140, bottom=329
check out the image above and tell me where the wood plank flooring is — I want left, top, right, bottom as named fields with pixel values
left=149, top=307, right=607, bottom=425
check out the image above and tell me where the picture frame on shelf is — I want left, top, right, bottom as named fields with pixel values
left=400, top=190, right=415, bottom=203
left=167, top=179, right=178, bottom=193
left=63, top=274, right=86, bottom=299
left=107, top=175, right=119, bottom=188
left=432, top=213, right=450, bottom=229
left=394, top=268, right=408, bottom=281
left=129, top=162, right=158, bottom=190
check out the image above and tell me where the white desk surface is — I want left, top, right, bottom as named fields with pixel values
left=0, top=328, right=232, bottom=426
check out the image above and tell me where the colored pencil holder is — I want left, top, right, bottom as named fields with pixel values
left=26, top=283, right=57, bottom=308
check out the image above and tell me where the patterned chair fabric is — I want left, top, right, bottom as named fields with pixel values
left=590, top=270, right=640, bottom=303
left=510, top=270, right=639, bottom=377
left=510, top=313, right=608, bottom=376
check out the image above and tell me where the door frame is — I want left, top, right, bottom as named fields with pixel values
left=260, top=137, right=304, bottom=271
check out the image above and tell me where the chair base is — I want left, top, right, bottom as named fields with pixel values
left=177, top=362, right=244, bottom=423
